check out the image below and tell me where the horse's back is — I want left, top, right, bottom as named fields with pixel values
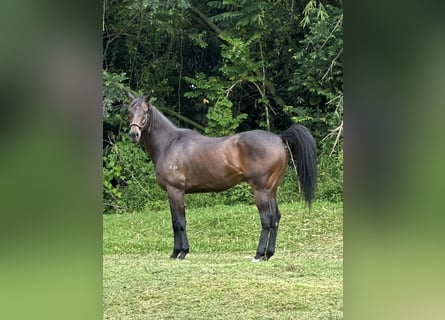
left=236, top=130, right=284, bottom=153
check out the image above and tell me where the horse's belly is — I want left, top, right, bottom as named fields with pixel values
left=184, top=171, right=245, bottom=193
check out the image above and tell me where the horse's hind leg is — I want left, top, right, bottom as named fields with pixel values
left=252, top=188, right=281, bottom=262
left=265, top=198, right=281, bottom=259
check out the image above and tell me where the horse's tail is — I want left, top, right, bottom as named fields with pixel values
left=280, top=124, right=317, bottom=206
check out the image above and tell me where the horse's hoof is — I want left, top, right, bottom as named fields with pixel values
left=178, top=251, right=188, bottom=260
left=252, top=258, right=261, bottom=263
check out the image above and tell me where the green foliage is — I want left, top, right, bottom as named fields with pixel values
left=219, top=35, right=262, bottom=81
left=188, top=31, right=208, bottom=48
left=103, top=138, right=155, bottom=213
left=317, top=151, right=343, bottom=202
left=208, top=0, right=267, bottom=31
left=103, top=152, right=123, bottom=205
left=300, top=0, right=329, bottom=28
left=103, top=70, right=128, bottom=126
left=184, top=73, right=248, bottom=136
left=289, top=5, right=343, bottom=138
left=206, top=98, right=248, bottom=136
left=184, top=35, right=267, bottom=136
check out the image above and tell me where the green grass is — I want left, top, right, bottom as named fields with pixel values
left=103, top=201, right=343, bottom=319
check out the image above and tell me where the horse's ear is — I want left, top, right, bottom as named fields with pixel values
left=126, top=89, right=135, bottom=101
left=143, top=91, right=153, bottom=105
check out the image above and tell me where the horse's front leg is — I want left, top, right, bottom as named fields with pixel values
left=167, top=188, right=189, bottom=259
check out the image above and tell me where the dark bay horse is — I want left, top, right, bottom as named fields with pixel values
left=128, top=94, right=317, bottom=261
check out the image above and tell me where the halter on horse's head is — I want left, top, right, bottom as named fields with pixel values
left=128, top=92, right=152, bottom=143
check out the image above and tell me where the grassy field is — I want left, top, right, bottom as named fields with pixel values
left=103, top=201, right=343, bottom=319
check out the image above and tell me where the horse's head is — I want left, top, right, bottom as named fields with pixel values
left=128, top=92, right=152, bottom=143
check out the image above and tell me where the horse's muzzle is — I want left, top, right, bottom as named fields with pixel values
left=129, top=129, right=140, bottom=143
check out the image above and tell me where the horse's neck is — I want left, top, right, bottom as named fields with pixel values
left=141, top=107, right=179, bottom=165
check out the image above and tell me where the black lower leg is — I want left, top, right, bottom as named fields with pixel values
left=265, top=205, right=281, bottom=260
left=255, top=212, right=272, bottom=260
left=170, top=214, right=189, bottom=260
left=265, top=228, right=277, bottom=260
left=255, top=228, right=271, bottom=260
left=170, top=224, right=182, bottom=259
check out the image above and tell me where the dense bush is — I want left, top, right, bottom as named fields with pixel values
left=103, top=138, right=156, bottom=213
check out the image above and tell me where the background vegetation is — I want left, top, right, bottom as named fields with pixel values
left=103, top=0, right=343, bottom=213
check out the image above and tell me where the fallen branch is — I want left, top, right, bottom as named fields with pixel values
left=321, top=120, right=343, bottom=156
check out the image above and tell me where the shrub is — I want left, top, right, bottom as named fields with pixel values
left=103, top=138, right=165, bottom=213
left=316, top=151, right=343, bottom=202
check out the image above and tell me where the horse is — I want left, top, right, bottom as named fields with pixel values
left=128, top=93, right=317, bottom=261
